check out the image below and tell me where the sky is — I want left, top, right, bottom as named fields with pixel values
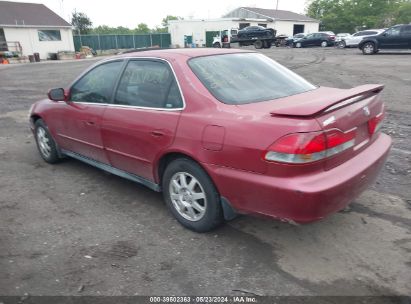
left=10, top=0, right=310, bottom=28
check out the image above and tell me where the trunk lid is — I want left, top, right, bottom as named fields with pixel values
left=314, top=87, right=385, bottom=170
left=238, top=84, right=385, bottom=171
left=268, top=84, right=383, bottom=117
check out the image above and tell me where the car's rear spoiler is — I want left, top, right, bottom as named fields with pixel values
left=269, top=84, right=384, bottom=117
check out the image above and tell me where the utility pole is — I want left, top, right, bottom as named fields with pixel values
left=276, top=0, right=279, bottom=10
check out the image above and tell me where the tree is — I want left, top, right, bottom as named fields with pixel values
left=393, top=1, right=411, bottom=24
left=134, top=23, right=150, bottom=34
left=152, top=26, right=168, bottom=33
left=71, top=10, right=92, bottom=34
left=161, top=15, right=182, bottom=27
left=306, top=0, right=408, bottom=33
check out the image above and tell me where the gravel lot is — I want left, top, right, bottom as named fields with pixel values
left=0, top=47, right=410, bottom=296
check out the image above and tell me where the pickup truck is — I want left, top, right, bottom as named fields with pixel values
left=212, top=29, right=238, bottom=48
left=358, top=24, right=411, bottom=55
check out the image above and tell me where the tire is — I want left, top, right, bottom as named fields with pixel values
left=362, top=42, right=376, bottom=55
left=264, top=41, right=272, bottom=48
left=295, top=42, right=302, bottom=48
left=254, top=40, right=263, bottom=49
left=338, top=40, right=346, bottom=48
left=321, top=41, right=328, bottom=47
left=213, top=42, right=221, bottom=48
left=162, top=158, right=224, bottom=232
left=34, top=119, right=60, bottom=164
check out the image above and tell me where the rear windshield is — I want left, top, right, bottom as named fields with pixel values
left=188, top=53, right=316, bottom=105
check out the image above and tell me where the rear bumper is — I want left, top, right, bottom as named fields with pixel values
left=205, top=133, right=391, bottom=223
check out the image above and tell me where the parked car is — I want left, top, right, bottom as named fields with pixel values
left=359, top=24, right=411, bottom=55
left=29, top=48, right=391, bottom=232
left=286, top=33, right=305, bottom=46
left=237, top=26, right=275, bottom=40
left=320, top=31, right=336, bottom=39
left=294, top=32, right=335, bottom=48
left=335, top=33, right=351, bottom=48
left=342, top=29, right=385, bottom=48
left=336, top=33, right=351, bottom=40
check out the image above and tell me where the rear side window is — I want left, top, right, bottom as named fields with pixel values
left=402, top=26, right=411, bottom=35
left=189, top=53, right=316, bottom=105
left=114, top=60, right=183, bottom=109
left=70, top=61, right=123, bottom=103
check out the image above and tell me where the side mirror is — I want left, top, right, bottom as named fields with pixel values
left=48, top=88, right=66, bottom=102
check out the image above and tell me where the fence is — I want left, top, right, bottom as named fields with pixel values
left=73, top=33, right=171, bottom=51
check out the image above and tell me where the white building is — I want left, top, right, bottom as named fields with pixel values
left=168, top=7, right=319, bottom=47
left=0, top=1, right=74, bottom=60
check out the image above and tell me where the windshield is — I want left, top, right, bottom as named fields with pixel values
left=188, top=53, right=316, bottom=105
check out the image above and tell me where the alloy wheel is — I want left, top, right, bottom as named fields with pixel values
left=364, top=43, right=374, bottom=54
left=37, top=127, right=51, bottom=158
left=169, top=172, right=207, bottom=222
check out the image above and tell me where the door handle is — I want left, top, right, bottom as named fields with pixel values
left=151, top=130, right=164, bottom=137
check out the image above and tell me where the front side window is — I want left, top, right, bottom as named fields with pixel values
left=385, top=27, right=401, bottom=36
left=114, top=60, right=183, bottom=109
left=189, top=53, right=316, bottom=105
left=38, top=30, right=61, bottom=41
left=70, top=61, right=123, bottom=103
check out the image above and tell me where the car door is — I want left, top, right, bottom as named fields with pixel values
left=347, top=31, right=363, bottom=46
left=101, top=59, right=184, bottom=181
left=400, top=25, right=411, bottom=48
left=378, top=26, right=403, bottom=49
left=301, top=33, right=314, bottom=46
left=56, top=60, right=124, bottom=164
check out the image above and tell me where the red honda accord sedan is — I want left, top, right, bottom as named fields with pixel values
left=29, top=48, right=391, bottom=232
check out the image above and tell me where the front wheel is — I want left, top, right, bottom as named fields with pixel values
left=213, top=42, right=221, bottom=48
left=295, top=42, right=302, bottom=48
left=162, top=158, right=224, bottom=232
left=337, top=40, right=346, bottom=48
left=362, top=42, right=376, bottom=55
left=34, top=119, right=61, bottom=164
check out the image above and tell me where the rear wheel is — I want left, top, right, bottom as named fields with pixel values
left=213, top=42, right=221, bottom=48
left=263, top=41, right=272, bottom=48
left=254, top=40, right=263, bottom=49
left=362, top=42, right=376, bottom=55
left=321, top=41, right=328, bottom=47
left=34, top=119, right=60, bottom=164
left=162, top=158, right=224, bottom=232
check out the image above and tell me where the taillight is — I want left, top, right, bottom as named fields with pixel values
left=368, top=112, right=384, bottom=135
left=264, top=129, right=356, bottom=164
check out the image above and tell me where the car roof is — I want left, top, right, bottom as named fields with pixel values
left=356, top=29, right=384, bottom=33
left=114, top=48, right=254, bottom=61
